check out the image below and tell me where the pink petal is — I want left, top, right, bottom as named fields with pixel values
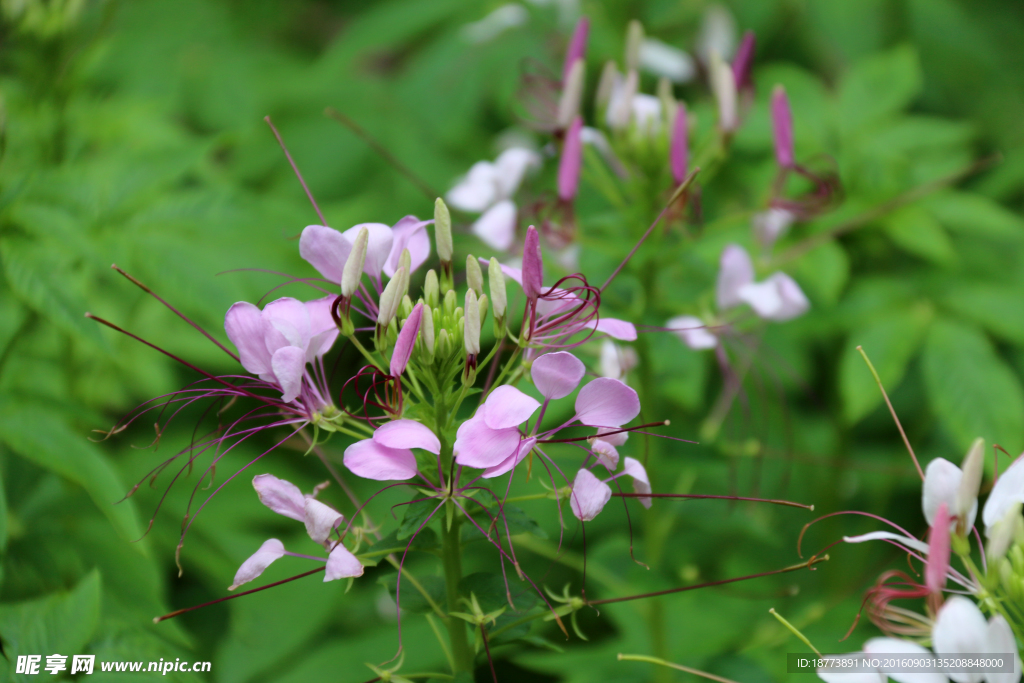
left=225, top=302, right=272, bottom=375
left=304, top=497, right=344, bottom=546
left=453, top=414, right=522, bottom=469
left=472, top=200, right=517, bottom=252
left=271, top=345, right=306, bottom=403
left=252, top=474, right=306, bottom=521
left=594, top=429, right=628, bottom=447
left=575, top=377, right=640, bottom=428
left=925, top=502, right=950, bottom=594
left=229, top=538, right=286, bottom=590
left=667, top=315, right=717, bottom=350
left=531, top=351, right=585, bottom=399
left=562, top=16, right=589, bottom=80
left=299, top=224, right=351, bottom=284
left=670, top=103, right=688, bottom=185
left=384, top=216, right=432, bottom=278
left=521, top=226, right=544, bottom=300
left=481, top=437, right=536, bottom=478
left=732, top=30, right=756, bottom=90
left=591, top=439, right=619, bottom=471
left=262, top=297, right=311, bottom=354
left=762, top=272, right=809, bottom=321
left=771, top=84, right=794, bottom=168
left=341, top=223, right=394, bottom=278
left=305, top=295, right=340, bottom=362
left=343, top=438, right=418, bottom=481
left=558, top=116, right=583, bottom=201
left=737, top=280, right=782, bottom=318
left=390, top=303, right=423, bottom=377
left=585, top=317, right=638, bottom=341
left=325, top=543, right=364, bottom=581
left=622, top=456, right=652, bottom=508
left=569, top=468, right=612, bottom=521
left=716, top=244, right=754, bottom=310
left=482, top=385, right=541, bottom=429
left=373, top=419, right=441, bottom=455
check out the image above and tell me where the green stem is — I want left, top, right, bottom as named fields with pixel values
left=441, top=504, right=474, bottom=674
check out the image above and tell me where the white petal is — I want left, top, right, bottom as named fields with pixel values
left=229, top=539, right=286, bottom=590
left=304, top=498, right=344, bottom=547
left=924, top=458, right=964, bottom=528
left=325, top=543, right=364, bottom=580
left=493, top=147, right=541, bottom=199
left=447, top=161, right=500, bottom=212
left=638, top=38, right=696, bottom=83
left=986, top=615, right=1022, bottom=683
left=864, top=638, right=946, bottom=683
left=716, top=244, right=754, bottom=310
left=667, top=315, right=718, bottom=350
left=933, top=596, right=989, bottom=683
left=472, top=200, right=518, bottom=252
left=843, top=530, right=930, bottom=556
left=983, top=456, right=1024, bottom=530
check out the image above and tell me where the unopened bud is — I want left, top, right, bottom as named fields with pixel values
left=434, top=198, right=453, bottom=262
left=477, top=293, right=489, bottom=328
left=398, top=248, right=411, bottom=276
left=557, top=59, right=586, bottom=130
left=488, top=257, right=507, bottom=321
left=399, top=294, right=413, bottom=319
left=709, top=51, right=737, bottom=133
left=657, top=76, right=677, bottom=123
left=624, top=20, right=644, bottom=72
left=607, top=69, right=638, bottom=131
left=596, top=60, right=618, bottom=112
left=437, top=328, right=451, bottom=357
left=988, top=503, right=1023, bottom=562
left=421, top=304, right=435, bottom=358
left=464, top=289, right=480, bottom=356
left=522, top=226, right=543, bottom=300
left=443, top=289, right=457, bottom=316
left=341, top=227, right=368, bottom=298
left=424, top=269, right=439, bottom=308
left=956, top=438, right=984, bottom=522
left=466, top=254, right=483, bottom=295
left=377, top=266, right=406, bottom=326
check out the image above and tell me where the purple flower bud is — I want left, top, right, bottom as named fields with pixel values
left=670, top=103, right=688, bottom=185
left=522, top=226, right=543, bottom=300
left=390, top=302, right=423, bottom=377
left=558, top=116, right=583, bottom=201
left=562, top=16, right=590, bottom=81
left=771, top=84, right=794, bottom=168
left=732, top=30, right=756, bottom=91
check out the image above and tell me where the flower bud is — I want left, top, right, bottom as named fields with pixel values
left=466, top=254, right=483, bottom=295
left=464, top=289, right=480, bottom=356
left=421, top=304, right=435, bottom=358
left=488, top=257, right=507, bottom=322
left=624, top=20, right=644, bottom=73
left=399, top=294, right=413, bottom=319
left=956, top=437, right=984, bottom=523
left=390, top=302, right=422, bottom=378
left=607, top=69, right=638, bottom=131
left=436, top=328, right=450, bottom=357
left=595, top=60, right=618, bottom=112
left=398, top=248, right=411, bottom=276
left=434, top=197, right=453, bottom=262
left=670, top=102, right=688, bottom=185
left=424, top=269, right=439, bottom=308
left=558, top=116, right=583, bottom=202
left=341, top=227, right=368, bottom=298
left=377, top=266, right=406, bottom=326
left=562, top=16, right=589, bottom=81
left=709, top=51, right=737, bottom=133
left=557, top=59, right=586, bottom=130
left=771, top=84, right=794, bottom=168
left=732, top=30, right=756, bottom=91
left=443, top=289, right=457, bottom=316
left=477, top=292, right=489, bottom=328
left=522, top=226, right=543, bottom=300
left=657, top=76, right=677, bottom=123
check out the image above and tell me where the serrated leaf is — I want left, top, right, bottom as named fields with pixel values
left=397, top=498, right=442, bottom=540
left=926, top=191, right=1024, bottom=240
left=884, top=205, right=956, bottom=265
left=0, top=401, right=143, bottom=544
left=840, top=305, right=932, bottom=423
left=379, top=573, right=445, bottom=614
left=838, top=45, right=922, bottom=131
left=0, top=570, right=101, bottom=682
left=922, top=318, right=1024, bottom=451
left=0, top=236, right=106, bottom=347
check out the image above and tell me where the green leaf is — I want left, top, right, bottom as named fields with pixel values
left=459, top=572, right=537, bottom=614
left=840, top=305, right=933, bottom=423
left=792, top=241, right=849, bottom=306
left=922, top=318, right=1024, bottom=451
left=0, top=236, right=106, bottom=347
left=462, top=504, right=547, bottom=542
left=397, top=497, right=442, bottom=540
left=379, top=573, right=446, bottom=614
left=884, top=205, right=956, bottom=265
left=0, top=570, right=101, bottom=682
left=0, top=402, right=143, bottom=544
left=838, top=45, right=923, bottom=132
left=941, top=284, right=1024, bottom=344
left=926, top=191, right=1024, bottom=239
left=360, top=528, right=438, bottom=565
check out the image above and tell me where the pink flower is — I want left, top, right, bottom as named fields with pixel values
left=343, top=419, right=439, bottom=481
left=569, top=456, right=651, bottom=521
left=558, top=117, right=584, bottom=202
left=771, top=85, right=795, bottom=169
left=299, top=216, right=432, bottom=287
left=715, top=244, right=809, bottom=321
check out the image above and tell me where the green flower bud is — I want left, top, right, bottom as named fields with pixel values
left=488, top=257, right=506, bottom=322
left=624, top=20, right=644, bottom=72
left=424, top=269, right=439, bottom=308
left=466, top=254, right=483, bottom=295
left=435, top=197, right=453, bottom=262
left=341, top=227, right=368, bottom=298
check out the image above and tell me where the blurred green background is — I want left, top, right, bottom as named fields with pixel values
left=1, top=0, right=1022, bottom=681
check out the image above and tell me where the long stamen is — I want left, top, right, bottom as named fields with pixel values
left=110, top=264, right=240, bottom=363
left=264, top=116, right=328, bottom=227
left=856, top=346, right=923, bottom=480
left=586, top=555, right=828, bottom=606
left=153, top=567, right=325, bottom=622
left=539, top=421, right=675, bottom=444
left=610, top=492, right=813, bottom=510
